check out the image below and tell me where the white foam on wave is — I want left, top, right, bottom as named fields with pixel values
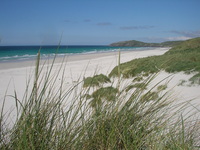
left=0, top=47, right=152, bottom=62
left=0, top=54, right=38, bottom=62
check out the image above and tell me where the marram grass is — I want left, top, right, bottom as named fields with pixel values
left=0, top=53, right=200, bottom=150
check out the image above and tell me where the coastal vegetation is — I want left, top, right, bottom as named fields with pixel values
left=109, top=37, right=200, bottom=85
left=83, top=74, right=111, bottom=87
left=0, top=37, right=200, bottom=149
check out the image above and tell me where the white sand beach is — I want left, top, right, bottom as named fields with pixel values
left=0, top=47, right=200, bottom=123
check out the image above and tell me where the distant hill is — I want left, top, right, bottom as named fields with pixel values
left=110, top=40, right=183, bottom=47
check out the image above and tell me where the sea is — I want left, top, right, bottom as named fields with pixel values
left=0, top=45, right=153, bottom=63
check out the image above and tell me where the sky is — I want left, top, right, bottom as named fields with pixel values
left=0, top=0, right=200, bottom=45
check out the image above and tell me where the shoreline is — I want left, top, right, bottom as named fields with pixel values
left=0, top=48, right=170, bottom=108
left=0, top=47, right=169, bottom=70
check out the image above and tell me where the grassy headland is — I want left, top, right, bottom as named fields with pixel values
left=110, top=39, right=183, bottom=47
left=109, top=37, right=200, bottom=85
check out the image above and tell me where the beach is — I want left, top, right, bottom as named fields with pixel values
left=0, top=47, right=200, bottom=121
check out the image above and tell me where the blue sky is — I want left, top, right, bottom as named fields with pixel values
left=0, top=0, right=200, bottom=45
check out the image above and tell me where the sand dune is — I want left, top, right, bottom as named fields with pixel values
left=0, top=47, right=199, bottom=123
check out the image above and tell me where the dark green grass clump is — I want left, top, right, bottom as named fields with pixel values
left=83, top=74, right=111, bottom=87
left=92, top=86, right=118, bottom=102
left=109, top=37, right=200, bottom=85
left=89, top=86, right=118, bottom=108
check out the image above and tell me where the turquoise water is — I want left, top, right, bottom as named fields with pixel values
left=0, top=45, right=152, bottom=62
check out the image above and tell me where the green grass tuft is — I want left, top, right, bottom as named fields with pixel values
left=83, top=74, right=111, bottom=87
left=89, top=86, right=118, bottom=108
